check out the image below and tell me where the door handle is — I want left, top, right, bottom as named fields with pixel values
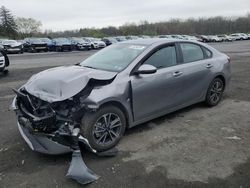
left=206, top=64, right=213, bottom=69
left=173, top=71, right=183, bottom=77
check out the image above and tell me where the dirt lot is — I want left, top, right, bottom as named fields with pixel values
left=0, top=41, right=250, bottom=188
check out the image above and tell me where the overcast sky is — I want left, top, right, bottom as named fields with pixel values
left=1, top=0, right=250, bottom=31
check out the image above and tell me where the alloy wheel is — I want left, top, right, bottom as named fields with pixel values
left=209, top=80, right=223, bottom=104
left=92, top=113, right=122, bottom=146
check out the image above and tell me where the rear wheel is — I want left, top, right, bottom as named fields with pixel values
left=205, top=78, right=224, bottom=106
left=81, top=105, right=126, bottom=152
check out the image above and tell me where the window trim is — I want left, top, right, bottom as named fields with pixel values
left=176, top=41, right=213, bottom=64
left=130, top=42, right=180, bottom=75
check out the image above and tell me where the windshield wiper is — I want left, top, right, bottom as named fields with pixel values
left=83, top=65, right=97, bottom=69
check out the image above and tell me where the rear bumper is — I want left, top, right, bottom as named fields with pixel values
left=77, top=45, right=91, bottom=50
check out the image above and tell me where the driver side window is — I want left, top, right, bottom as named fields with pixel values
left=144, top=45, right=177, bottom=69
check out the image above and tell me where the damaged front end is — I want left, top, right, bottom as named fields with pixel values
left=11, top=66, right=118, bottom=184
left=12, top=86, right=95, bottom=154
left=12, top=87, right=101, bottom=184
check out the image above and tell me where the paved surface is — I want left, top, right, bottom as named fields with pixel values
left=0, top=41, right=250, bottom=188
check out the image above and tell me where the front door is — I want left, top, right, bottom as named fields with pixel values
left=130, top=44, right=185, bottom=122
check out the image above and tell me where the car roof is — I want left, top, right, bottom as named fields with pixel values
left=120, top=38, right=189, bottom=46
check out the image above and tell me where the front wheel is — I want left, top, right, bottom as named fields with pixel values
left=81, top=105, right=126, bottom=152
left=205, top=78, right=224, bottom=106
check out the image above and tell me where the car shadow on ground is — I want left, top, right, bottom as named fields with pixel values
left=124, top=102, right=207, bottom=136
left=124, top=93, right=231, bottom=137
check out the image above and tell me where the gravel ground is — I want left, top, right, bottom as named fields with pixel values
left=0, top=41, right=250, bottom=188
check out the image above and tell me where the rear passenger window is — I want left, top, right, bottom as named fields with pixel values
left=203, top=47, right=212, bottom=58
left=144, top=45, right=177, bottom=69
left=180, top=43, right=204, bottom=63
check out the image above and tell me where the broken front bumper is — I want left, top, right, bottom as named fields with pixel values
left=12, top=97, right=72, bottom=155
left=17, top=122, right=72, bottom=154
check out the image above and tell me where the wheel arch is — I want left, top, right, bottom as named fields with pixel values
left=214, top=74, right=226, bottom=89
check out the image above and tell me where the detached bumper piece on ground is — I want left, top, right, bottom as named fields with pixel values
left=11, top=90, right=117, bottom=185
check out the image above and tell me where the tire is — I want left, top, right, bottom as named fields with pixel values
left=81, top=105, right=126, bottom=152
left=205, top=78, right=224, bottom=106
left=55, top=46, right=60, bottom=52
left=29, top=47, right=36, bottom=53
left=3, top=69, right=9, bottom=75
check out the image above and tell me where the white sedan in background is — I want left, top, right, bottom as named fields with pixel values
left=83, top=37, right=106, bottom=49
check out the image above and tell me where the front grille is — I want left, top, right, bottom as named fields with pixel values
left=32, top=44, right=47, bottom=48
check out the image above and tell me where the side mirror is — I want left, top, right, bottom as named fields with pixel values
left=135, top=64, right=157, bottom=75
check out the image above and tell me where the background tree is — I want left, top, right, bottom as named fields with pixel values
left=15, top=17, right=42, bottom=37
left=0, top=6, right=18, bottom=38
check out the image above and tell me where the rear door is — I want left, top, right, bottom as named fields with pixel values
left=175, top=42, right=214, bottom=104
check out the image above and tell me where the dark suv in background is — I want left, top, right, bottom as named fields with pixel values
left=39, top=38, right=54, bottom=51
left=52, top=38, right=72, bottom=51
left=23, top=38, right=48, bottom=53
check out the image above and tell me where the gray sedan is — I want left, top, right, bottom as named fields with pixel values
left=12, top=39, right=231, bottom=183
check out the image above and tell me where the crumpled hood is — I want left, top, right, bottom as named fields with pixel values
left=24, top=66, right=117, bottom=103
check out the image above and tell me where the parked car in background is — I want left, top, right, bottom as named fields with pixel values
left=1, top=40, right=23, bottom=54
left=102, top=37, right=118, bottom=46
left=170, top=35, right=185, bottom=39
left=83, top=37, right=97, bottom=49
left=114, top=36, right=127, bottom=42
left=52, top=38, right=72, bottom=51
left=126, top=35, right=140, bottom=40
left=83, top=37, right=106, bottom=49
left=230, top=33, right=249, bottom=40
left=39, top=38, right=53, bottom=51
left=217, top=34, right=233, bottom=42
left=92, top=38, right=106, bottom=48
left=70, top=37, right=91, bottom=50
left=197, top=35, right=210, bottom=43
left=0, top=46, right=10, bottom=74
left=23, top=38, right=48, bottom=53
left=140, top=35, right=151, bottom=39
left=158, top=35, right=173, bottom=39
left=182, top=35, right=202, bottom=42
left=208, top=35, right=223, bottom=42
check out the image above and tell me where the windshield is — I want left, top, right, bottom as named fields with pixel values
left=54, top=38, right=69, bottom=43
left=93, top=38, right=101, bottom=41
left=40, top=38, right=51, bottom=42
left=3, top=40, right=16, bottom=44
left=29, top=38, right=42, bottom=43
left=83, top=38, right=90, bottom=42
left=80, top=43, right=147, bottom=72
left=72, top=38, right=84, bottom=42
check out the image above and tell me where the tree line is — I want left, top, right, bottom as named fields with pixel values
left=0, top=5, right=250, bottom=39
